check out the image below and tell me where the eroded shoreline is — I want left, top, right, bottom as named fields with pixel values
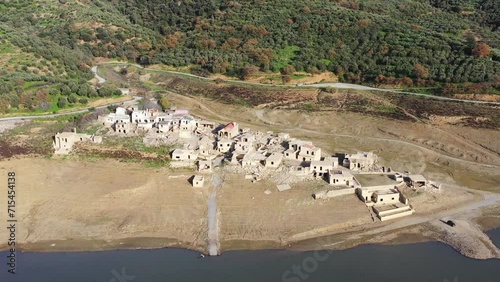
left=2, top=220, right=499, bottom=260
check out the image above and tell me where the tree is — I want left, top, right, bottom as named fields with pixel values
left=240, top=65, right=259, bottom=80
left=68, top=81, right=79, bottom=93
left=0, top=98, right=9, bottom=113
left=309, top=66, right=321, bottom=74
left=57, top=97, right=67, bottom=108
left=98, top=87, right=113, bottom=97
left=281, top=65, right=296, bottom=75
left=401, top=77, right=413, bottom=86
left=472, top=43, right=491, bottom=58
left=413, top=64, right=429, bottom=79
left=78, top=98, right=88, bottom=104
left=159, top=97, right=170, bottom=110
left=77, top=84, right=90, bottom=97
left=68, top=95, right=78, bottom=103
left=60, top=85, right=71, bottom=96
left=88, top=89, right=98, bottom=98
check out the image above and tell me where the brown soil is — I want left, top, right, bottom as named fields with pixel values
left=453, top=94, right=500, bottom=102
left=151, top=73, right=500, bottom=129
left=0, top=158, right=209, bottom=253
left=0, top=140, right=30, bottom=158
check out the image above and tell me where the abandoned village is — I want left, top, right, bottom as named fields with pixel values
left=52, top=101, right=439, bottom=222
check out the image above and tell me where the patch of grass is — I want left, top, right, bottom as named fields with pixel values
left=272, top=45, right=300, bottom=71
left=102, top=136, right=172, bottom=155
left=235, top=98, right=252, bottom=107
left=144, top=158, right=171, bottom=168
left=291, top=74, right=308, bottom=79
left=75, top=136, right=172, bottom=168
left=83, top=123, right=102, bottom=135
left=374, top=105, right=399, bottom=114
left=301, top=102, right=318, bottom=112
left=23, top=80, right=46, bottom=90
left=319, top=59, right=332, bottom=66
left=0, top=42, right=15, bottom=54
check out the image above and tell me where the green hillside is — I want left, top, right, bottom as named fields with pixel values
left=0, top=0, right=147, bottom=114
left=0, top=0, right=499, bottom=113
left=113, top=0, right=500, bottom=82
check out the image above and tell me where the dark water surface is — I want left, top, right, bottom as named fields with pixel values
left=1, top=239, right=499, bottom=282
left=487, top=227, right=500, bottom=249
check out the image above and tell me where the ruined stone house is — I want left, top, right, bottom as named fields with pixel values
left=407, top=174, right=428, bottom=188
left=264, top=152, right=283, bottom=168
left=328, top=170, right=355, bottom=186
left=171, top=149, right=198, bottom=161
left=218, top=121, right=239, bottom=139
left=310, top=160, right=333, bottom=178
left=53, top=131, right=102, bottom=155
left=242, top=150, right=267, bottom=168
left=192, top=175, right=205, bottom=188
left=217, top=138, right=234, bottom=153
left=344, top=152, right=377, bottom=171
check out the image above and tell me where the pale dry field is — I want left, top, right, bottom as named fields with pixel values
left=218, top=174, right=371, bottom=244
left=0, top=158, right=208, bottom=252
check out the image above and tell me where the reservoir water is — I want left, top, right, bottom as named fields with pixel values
left=487, top=227, right=500, bottom=249
left=1, top=232, right=499, bottom=282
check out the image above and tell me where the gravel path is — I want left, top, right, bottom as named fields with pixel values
left=208, top=171, right=223, bottom=256
left=101, top=63, right=500, bottom=105
left=91, top=66, right=106, bottom=84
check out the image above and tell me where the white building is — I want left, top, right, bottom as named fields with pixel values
left=192, top=175, right=205, bottom=188
left=218, top=121, right=239, bottom=139
left=171, top=149, right=198, bottom=161
left=328, top=170, right=355, bottom=186
left=344, top=152, right=377, bottom=171
left=217, top=138, right=234, bottom=153
left=265, top=153, right=283, bottom=168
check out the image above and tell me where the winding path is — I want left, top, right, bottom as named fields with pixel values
left=91, top=66, right=106, bottom=84
left=0, top=65, right=138, bottom=122
left=99, top=62, right=500, bottom=106
left=0, top=97, right=141, bottom=122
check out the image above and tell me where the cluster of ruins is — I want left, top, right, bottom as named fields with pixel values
left=53, top=105, right=438, bottom=221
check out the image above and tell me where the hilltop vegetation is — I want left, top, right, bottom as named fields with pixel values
left=0, top=0, right=137, bottom=113
left=115, top=0, right=500, bottom=83
left=0, top=0, right=499, bottom=113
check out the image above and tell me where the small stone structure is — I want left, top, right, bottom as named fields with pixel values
left=192, top=175, right=205, bottom=188
left=344, top=152, right=378, bottom=171
left=53, top=130, right=102, bottom=155
left=408, top=174, right=428, bottom=188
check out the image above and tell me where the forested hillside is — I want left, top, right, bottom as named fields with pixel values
left=115, top=0, right=500, bottom=84
left=0, top=0, right=499, bottom=113
left=0, top=0, right=146, bottom=113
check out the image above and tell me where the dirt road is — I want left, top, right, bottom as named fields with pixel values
left=0, top=96, right=140, bottom=122
left=99, top=62, right=500, bottom=105
left=91, top=66, right=106, bottom=84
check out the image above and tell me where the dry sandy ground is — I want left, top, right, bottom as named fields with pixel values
left=218, top=175, right=371, bottom=248
left=0, top=157, right=489, bottom=257
left=0, top=158, right=208, bottom=252
left=0, top=120, right=26, bottom=133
